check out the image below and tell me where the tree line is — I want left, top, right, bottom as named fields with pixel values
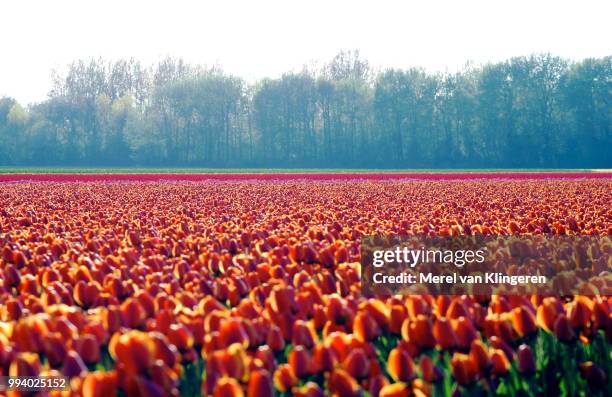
left=0, top=51, right=610, bottom=168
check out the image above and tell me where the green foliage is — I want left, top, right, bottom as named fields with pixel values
left=0, top=54, right=609, bottom=168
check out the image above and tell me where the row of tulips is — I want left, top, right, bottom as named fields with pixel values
left=0, top=180, right=610, bottom=396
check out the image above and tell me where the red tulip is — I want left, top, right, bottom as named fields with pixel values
left=288, top=345, right=311, bottom=378
left=343, top=348, right=369, bottom=379
left=433, top=317, right=457, bottom=349
left=219, top=318, right=250, bottom=349
left=248, top=369, right=274, bottom=397
left=517, top=344, right=535, bottom=374
left=292, top=320, right=316, bottom=348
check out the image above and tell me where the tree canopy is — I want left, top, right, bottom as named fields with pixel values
left=1, top=52, right=610, bottom=168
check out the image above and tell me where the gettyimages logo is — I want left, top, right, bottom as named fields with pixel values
left=360, top=235, right=611, bottom=296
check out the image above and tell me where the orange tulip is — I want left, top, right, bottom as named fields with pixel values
left=82, top=371, right=118, bottom=397
left=389, top=304, right=407, bottom=334
left=214, top=377, right=244, bottom=397
left=103, top=305, right=123, bottom=333
left=512, top=306, right=538, bottom=337
left=387, top=347, right=415, bottom=382
left=468, top=340, right=490, bottom=373
left=433, top=317, right=457, bottom=349
left=446, top=300, right=469, bottom=319
left=361, top=299, right=390, bottom=330
left=273, top=363, right=298, bottom=392
left=402, top=315, right=436, bottom=348
left=536, top=297, right=563, bottom=332
left=567, top=297, right=593, bottom=328
left=490, top=349, right=510, bottom=375
left=121, top=298, right=146, bottom=329
left=269, top=286, right=295, bottom=313
left=353, top=311, right=381, bottom=342
left=108, top=330, right=156, bottom=374
left=219, top=318, right=250, bottom=349
left=379, top=383, right=410, bottom=397
left=451, top=353, right=478, bottom=385
left=406, top=296, right=431, bottom=319
left=222, top=343, right=248, bottom=380
left=328, top=368, right=361, bottom=397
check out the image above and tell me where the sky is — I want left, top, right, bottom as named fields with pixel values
left=1, top=0, right=610, bottom=104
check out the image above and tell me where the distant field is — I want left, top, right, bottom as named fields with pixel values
left=0, top=167, right=606, bottom=174
left=0, top=171, right=610, bottom=182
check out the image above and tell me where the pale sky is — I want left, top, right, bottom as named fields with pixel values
left=1, top=0, right=610, bottom=104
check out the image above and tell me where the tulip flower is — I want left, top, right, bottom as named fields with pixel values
left=553, top=315, right=576, bottom=342
left=353, top=311, right=381, bottom=342
left=273, top=363, right=298, bottom=392
left=387, top=347, right=415, bottom=382
left=292, top=319, right=317, bottom=348
left=82, top=371, right=118, bottom=397
left=517, top=344, right=535, bottom=374
left=402, top=315, right=436, bottom=348
left=567, top=297, right=593, bottom=329
left=490, top=349, right=510, bottom=375
left=108, top=330, right=156, bottom=375
left=451, top=353, right=478, bottom=385
left=579, top=361, right=607, bottom=386
left=219, top=318, right=250, bottom=349
left=454, top=316, right=477, bottom=349
left=379, top=382, right=410, bottom=397
left=248, top=369, right=274, bottom=397
left=312, top=343, right=338, bottom=372
left=343, top=348, right=370, bottom=379
left=468, top=340, right=490, bottom=373
left=293, top=382, right=325, bottom=397
left=512, top=305, right=538, bottom=336
left=433, top=317, right=458, bottom=349
left=328, top=368, right=361, bottom=397
left=537, top=297, right=563, bottom=332
left=214, top=377, right=244, bottom=397
left=288, top=345, right=311, bottom=378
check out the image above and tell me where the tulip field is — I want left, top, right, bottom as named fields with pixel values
left=0, top=173, right=610, bottom=397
